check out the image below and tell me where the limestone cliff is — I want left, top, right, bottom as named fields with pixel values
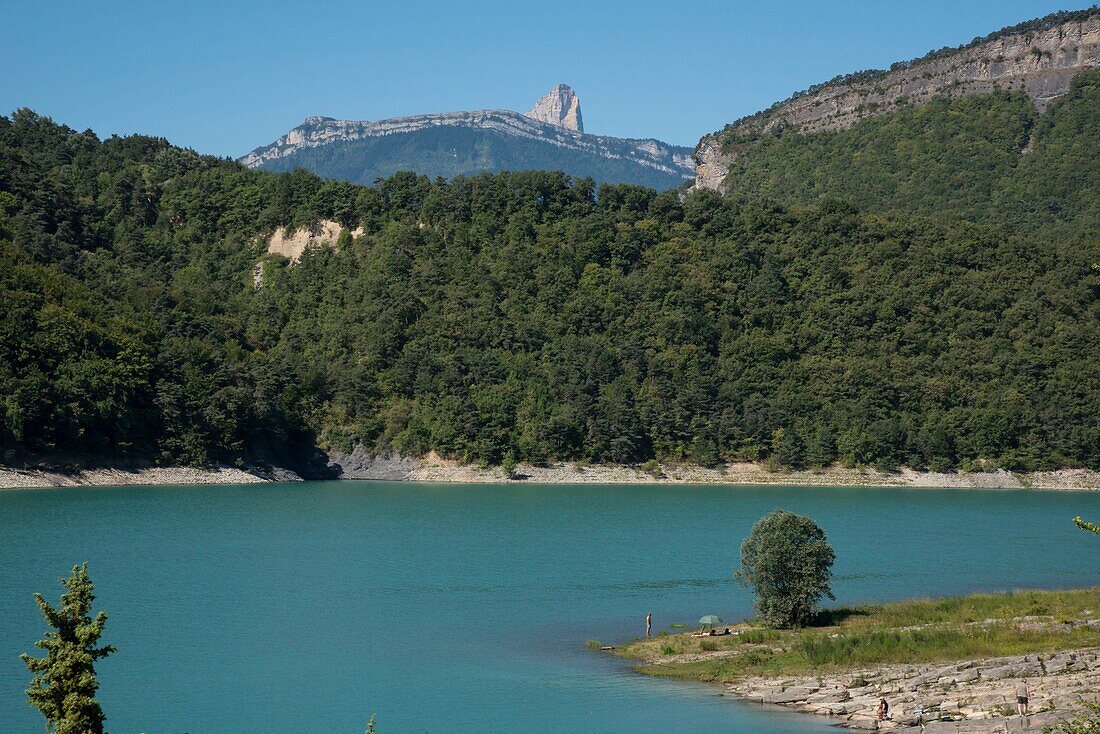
left=695, top=9, right=1100, bottom=190
left=526, top=83, right=584, bottom=131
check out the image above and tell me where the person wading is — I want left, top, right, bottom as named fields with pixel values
left=645, top=612, right=652, bottom=638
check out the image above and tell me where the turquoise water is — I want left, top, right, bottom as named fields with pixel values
left=1, top=482, right=1098, bottom=733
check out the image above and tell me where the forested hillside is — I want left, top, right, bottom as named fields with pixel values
left=1, top=109, right=1097, bottom=474
left=717, top=72, right=1100, bottom=241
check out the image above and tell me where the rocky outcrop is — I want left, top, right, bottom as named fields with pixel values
left=526, top=83, right=584, bottom=131
left=692, top=137, right=730, bottom=192
left=253, top=219, right=364, bottom=286
left=695, top=9, right=1100, bottom=190
left=264, top=219, right=362, bottom=263
left=732, top=648, right=1100, bottom=732
left=325, top=447, right=422, bottom=480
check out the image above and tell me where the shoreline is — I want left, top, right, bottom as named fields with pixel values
left=615, top=590, right=1100, bottom=732
left=722, top=650, right=1099, bottom=732
left=1, top=456, right=1099, bottom=491
left=0, top=464, right=301, bottom=490
left=399, top=457, right=1100, bottom=490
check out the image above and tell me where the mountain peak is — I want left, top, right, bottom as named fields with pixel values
left=526, top=84, right=583, bottom=132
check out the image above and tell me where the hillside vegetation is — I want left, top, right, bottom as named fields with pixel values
left=0, top=109, right=1097, bottom=473
left=719, top=71, right=1100, bottom=241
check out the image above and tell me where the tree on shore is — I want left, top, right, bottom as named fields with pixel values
left=21, top=563, right=115, bottom=734
left=736, top=509, right=836, bottom=628
left=501, top=452, right=518, bottom=479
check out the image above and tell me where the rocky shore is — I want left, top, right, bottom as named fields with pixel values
left=731, top=649, right=1100, bottom=732
left=331, top=450, right=1100, bottom=490
left=3, top=451, right=1098, bottom=490
left=0, top=464, right=301, bottom=490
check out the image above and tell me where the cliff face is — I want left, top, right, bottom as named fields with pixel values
left=526, top=83, right=584, bottom=131
left=696, top=10, right=1100, bottom=190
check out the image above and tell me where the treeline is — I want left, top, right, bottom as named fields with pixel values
left=1, top=108, right=1097, bottom=473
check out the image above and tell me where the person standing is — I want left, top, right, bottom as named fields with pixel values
left=1016, top=679, right=1031, bottom=716
left=645, top=612, right=652, bottom=638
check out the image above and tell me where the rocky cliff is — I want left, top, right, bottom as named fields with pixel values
left=695, top=9, right=1100, bottom=190
left=526, top=83, right=584, bottom=131
left=241, top=86, right=693, bottom=189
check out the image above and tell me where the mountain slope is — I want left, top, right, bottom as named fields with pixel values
left=695, top=7, right=1100, bottom=233
left=2, top=110, right=1097, bottom=474
left=715, top=71, right=1100, bottom=240
left=242, top=86, right=694, bottom=190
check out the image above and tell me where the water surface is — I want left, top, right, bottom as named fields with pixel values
left=1, top=482, right=1098, bottom=733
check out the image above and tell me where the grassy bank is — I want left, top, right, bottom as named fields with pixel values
left=617, top=589, right=1100, bottom=682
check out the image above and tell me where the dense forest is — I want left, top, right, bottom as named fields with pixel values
left=0, top=104, right=1097, bottom=474
left=718, top=71, right=1100, bottom=242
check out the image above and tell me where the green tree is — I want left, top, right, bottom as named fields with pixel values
left=805, top=424, right=837, bottom=469
left=771, top=427, right=805, bottom=469
left=21, top=564, right=115, bottom=734
left=501, top=451, right=518, bottom=479
left=735, top=509, right=836, bottom=628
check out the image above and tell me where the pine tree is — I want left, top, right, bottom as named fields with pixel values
left=21, top=563, right=115, bottom=734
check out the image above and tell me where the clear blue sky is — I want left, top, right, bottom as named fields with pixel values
left=1, top=1, right=1089, bottom=156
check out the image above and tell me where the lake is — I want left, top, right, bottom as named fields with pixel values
left=2, top=482, right=1098, bottom=733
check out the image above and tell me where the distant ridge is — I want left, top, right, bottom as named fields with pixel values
left=241, top=85, right=693, bottom=189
